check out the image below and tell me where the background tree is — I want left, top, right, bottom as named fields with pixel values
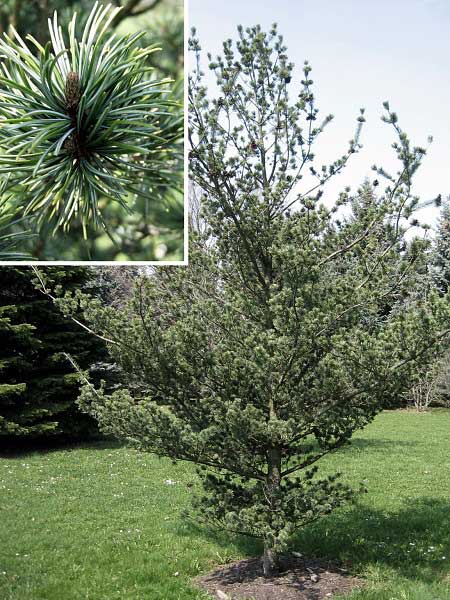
left=0, top=205, right=34, bottom=260
left=416, top=200, right=450, bottom=409
left=432, top=200, right=450, bottom=294
left=0, top=1, right=172, bottom=42
left=0, top=267, right=106, bottom=439
left=347, top=182, right=439, bottom=409
left=0, top=0, right=184, bottom=261
left=93, top=265, right=142, bottom=306
left=62, top=25, right=450, bottom=576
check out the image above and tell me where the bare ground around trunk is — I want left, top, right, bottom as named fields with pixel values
left=195, top=555, right=365, bottom=600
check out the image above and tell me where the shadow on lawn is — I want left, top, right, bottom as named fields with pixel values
left=180, top=497, right=450, bottom=585
left=292, top=496, right=450, bottom=583
left=178, top=518, right=261, bottom=559
left=0, top=436, right=123, bottom=458
left=341, top=437, right=421, bottom=452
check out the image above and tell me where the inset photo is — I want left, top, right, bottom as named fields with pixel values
left=0, top=0, right=184, bottom=262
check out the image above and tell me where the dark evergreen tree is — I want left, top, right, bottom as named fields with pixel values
left=62, top=26, right=450, bottom=575
left=0, top=267, right=105, bottom=438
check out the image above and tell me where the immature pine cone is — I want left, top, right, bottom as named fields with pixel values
left=65, top=71, right=81, bottom=111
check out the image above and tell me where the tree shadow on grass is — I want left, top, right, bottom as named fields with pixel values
left=0, top=435, right=123, bottom=458
left=177, top=497, right=450, bottom=586
left=291, top=496, right=450, bottom=584
left=340, top=437, right=420, bottom=452
left=176, top=517, right=262, bottom=559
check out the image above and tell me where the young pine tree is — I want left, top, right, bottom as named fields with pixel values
left=68, top=26, right=450, bottom=575
left=0, top=267, right=105, bottom=439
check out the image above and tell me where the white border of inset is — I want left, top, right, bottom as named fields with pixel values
left=0, top=0, right=189, bottom=267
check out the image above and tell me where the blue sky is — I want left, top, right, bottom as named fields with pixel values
left=190, top=0, right=450, bottom=226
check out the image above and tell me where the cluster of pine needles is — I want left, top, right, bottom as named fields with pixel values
left=0, top=2, right=182, bottom=238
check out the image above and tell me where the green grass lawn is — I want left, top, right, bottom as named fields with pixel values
left=1, top=409, right=450, bottom=599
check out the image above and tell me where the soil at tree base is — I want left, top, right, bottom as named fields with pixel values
left=195, top=555, right=364, bottom=599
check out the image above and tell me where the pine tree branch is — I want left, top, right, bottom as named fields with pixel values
left=319, top=216, right=379, bottom=267
left=281, top=444, right=344, bottom=477
left=31, top=267, right=118, bottom=346
left=63, top=353, right=103, bottom=399
left=392, top=328, right=450, bottom=370
left=112, top=0, right=165, bottom=28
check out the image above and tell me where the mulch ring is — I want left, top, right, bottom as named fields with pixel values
left=195, top=554, right=365, bottom=600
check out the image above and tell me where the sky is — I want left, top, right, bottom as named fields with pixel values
left=190, top=0, right=450, bottom=227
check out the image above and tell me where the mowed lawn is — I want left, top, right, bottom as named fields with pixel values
left=1, top=410, right=450, bottom=600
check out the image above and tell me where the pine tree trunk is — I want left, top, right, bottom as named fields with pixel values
left=262, top=446, right=282, bottom=577
left=263, top=543, right=277, bottom=577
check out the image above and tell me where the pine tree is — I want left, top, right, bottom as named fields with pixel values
left=0, top=267, right=105, bottom=439
left=68, top=25, right=450, bottom=575
left=433, top=200, right=450, bottom=294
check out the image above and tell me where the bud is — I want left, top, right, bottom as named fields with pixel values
left=63, top=136, right=76, bottom=154
left=65, top=71, right=81, bottom=111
